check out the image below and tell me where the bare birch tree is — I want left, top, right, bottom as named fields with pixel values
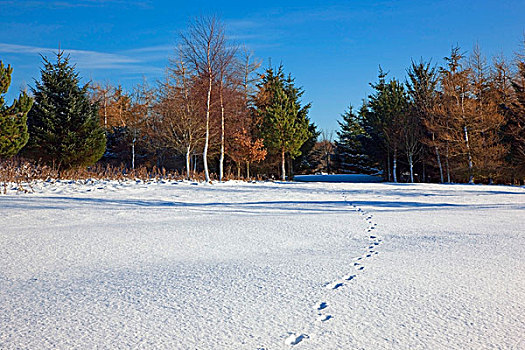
left=180, top=16, right=230, bottom=182
left=153, top=50, right=205, bottom=179
left=217, top=42, right=238, bottom=181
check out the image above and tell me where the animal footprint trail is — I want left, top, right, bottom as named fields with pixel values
left=282, top=192, right=382, bottom=346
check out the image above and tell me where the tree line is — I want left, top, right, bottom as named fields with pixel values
left=1, top=15, right=524, bottom=184
left=333, top=42, right=525, bottom=184
left=1, top=16, right=317, bottom=181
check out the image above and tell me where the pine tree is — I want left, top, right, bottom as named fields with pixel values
left=406, top=59, right=442, bottom=182
left=359, top=102, right=384, bottom=177
left=367, top=71, right=409, bottom=182
left=293, top=121, right=320, bottom=174
left=24, top=51, right=106, bottom=169
left=0, top=61, right=33, bottom=158
left=257, top=66, right=310, bottom=180
left=334, top=106, right=373, bottom=174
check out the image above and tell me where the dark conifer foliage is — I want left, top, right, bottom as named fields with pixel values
left=24, top=51, right=106, bottom=169
left=334, top=106, right=374, bottom=174
left=366, top=71, right=410, bottom=182
left=293, top=122, right=320, bottom=174
left=255, top=65, right=311, bottom=180
left=0, top=61, right=33, bottom=158
left=406, top=60, right=440, bottom=182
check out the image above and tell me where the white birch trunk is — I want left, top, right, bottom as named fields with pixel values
left=393, top=149, right=398, bottom=183
left=203, top=75, right=211, bottom=182
left=435, top=146, right=444, bottom=183
left=219, top=86, right=225, bottom=182
left=463, top=125, right=474, bottom=183
left=281, top=149, right=286, bottom=181
left=409, top=153, right=414, bottom=183
left=185, top=145, right=191, bottom=180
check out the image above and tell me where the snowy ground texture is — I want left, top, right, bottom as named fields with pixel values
left=1, top=180, right=525, bottom=349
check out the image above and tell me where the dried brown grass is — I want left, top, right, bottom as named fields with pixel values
left=0, top=158, right=191, bottom=194
left=0, top=158, right=267, bottom=194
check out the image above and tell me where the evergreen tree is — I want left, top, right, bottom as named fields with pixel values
left=256, top=66, right=310, bottom=180
left=359, top=102, right=384, bottom=176
left=406, top=59, right=442, bottom=182
left=24, top=51, right=106, bottom=169
left=367, top=69, right=409, bottom=182
left=334, top=106, right=373, bottom=174
left=0, top=61, right=33, bottom=158
left=293, top=121, right=320, bottom=174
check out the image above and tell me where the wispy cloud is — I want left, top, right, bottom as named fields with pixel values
left=0, top=42, right=141, bottom=70
left=8, top=44, right=172, bottom=77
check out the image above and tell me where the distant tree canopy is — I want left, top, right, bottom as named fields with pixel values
left=0, top=61, right=32, bottom=158
left=24, top=51, right=106, bottom=169
left=335, top=42, right=525, bottom=184
left=1, top=16, right=524, bottom=184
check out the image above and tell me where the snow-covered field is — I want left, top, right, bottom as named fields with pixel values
left=1, top=180, right=524, bottom=349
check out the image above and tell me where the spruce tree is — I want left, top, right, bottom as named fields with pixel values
left=24, top=51, right=106, bottom=169
left=293, top=121, right=320, bottom=174
left=334, top=106, right=373, bottom=174
left=366, top=70, right=409, bottom=182
left=257, top=66, right=310, bottom=180
left=406, top=60, right=442, bottom=182
left=0, top=61, right=33, bottom=158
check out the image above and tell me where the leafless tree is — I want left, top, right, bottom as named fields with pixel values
left=216, top=41, right=238, bottom=181
left=153, top=50, right=205, bottom=179
left=180, top=15, right=230, bottom=182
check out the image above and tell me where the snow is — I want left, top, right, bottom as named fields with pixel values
left=294, top=174, right=383, bottom=182
left=1, top=180, right=524, bottom=349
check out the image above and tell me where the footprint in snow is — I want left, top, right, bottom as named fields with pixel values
left=326, top=281, right=344, bottom=289
left=316, top=302, right=328, bottom=310
left=316, top=314, right=332, bottom=322
left=356, top=265, right=365, bottom=270
left=285, top=333, right=308, bottom=346
left=343, top=274, right=356, bottom=281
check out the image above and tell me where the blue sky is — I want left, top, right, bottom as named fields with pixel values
left=1, top=0, right=524, bottom=133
